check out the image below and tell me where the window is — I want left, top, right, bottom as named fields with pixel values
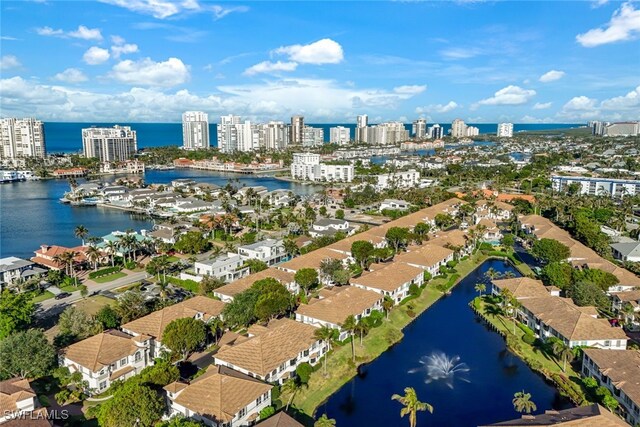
left=99, top=381, right=107, bottom=390
left=238, top=408, right=246, bottom=418
left=120, top=358, right=127, bottom=367
left=257, top=395, right=263, bottom=405
left=135, top=352, right=141, bottom=362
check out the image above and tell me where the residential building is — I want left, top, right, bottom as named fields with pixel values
left=82, top=125, right=137, bottom=162
left=466, top=125, right=480, bottom=137
left=289, top=116, right=304, bottom=145
left=611, top=241, right=640, bottom=262
left=412, top=119, right=427, bottom=139
left=604, top=121, right=640, bottom=137
left=0, top=377, right=49, bottom=425
left=474, top=218, right=502, bottom=243
left=238, top=239, right=287, bottom=266
left=394, top=244, right=454, bottom=277
left=295, top=286, right=383, bottom=340
left=59, top=330, right=151, bottom=393
left=290, top=152, right=354, bottom=182
left=497, top=122, right=514, bottom=138
left=0, top=118, right=46, bottom=162
left=552, top=176, right=640, bottom=198
left=428, top=124, right=443, bottom=139
left=591, top=120, right=608, bottom=136
left=302, top=126, right=323, bottom=147
left=380, top=199, right=410, bottom=211
left=309, top=218, right=353, bottom=238
left=610, top=291, right=640, bottom=326
left=582, top=349, right=640, bottom=426
left=214, top=268, right=297, bottom=303
left=356, top=114, right=368, bottom=142
left=376, top=169, right=420, bottom=190
left=365, top=122, right=410, bottom=145
left=94, top=230, right=147, bottom=257
left=0, top=257, right=46, bottom=290
left=190, top=254, right=250, bottom=283
left=474, top=200, right=514, bottom=223
left=351, top=262, right=424, bottom=304
left=330, top=126, right=351, bottom=145
left=121, top=296, right=225, bottom=359
left=31, top=244, right=88, bottom=270
left=260, top=121, right=289, bottom=150
left=217, top=115, right=241, bottom=152
left=277, top=247, right=349, bottom=274
left=451, top=119, right=467, bottom=138
left=214, top=318, right=328, bottom=384
left=480, top=404, right=627, bottom=427
left=182, top=111, right=210, bottom=150
left=164, top=365, right=272, bottom=427
left=256, top=412, right=303, bottom=427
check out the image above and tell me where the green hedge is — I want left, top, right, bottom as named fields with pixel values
left=89, top=266, right=122, bottom=279
left=165, top=276, right=199, bottom=293
left=518, top=323, right=535, bottom=335
left=522, top=333, right=536, bottom=345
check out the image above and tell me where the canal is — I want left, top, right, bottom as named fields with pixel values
left=319, top=259, right=569, bottom=427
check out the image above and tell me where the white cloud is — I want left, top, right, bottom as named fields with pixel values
left=243, top=61, right=298, bottom=76
left=533, top=102, right=552, bottom=110
left=393, top=85, right=427, bottom=95
left=415, top=101, right=459, bottom=114
left=111, top=35, right=125, bottom=45
left=478, top=85, right=536, bottom=106
left=539, top=70, right=565, bottom=83
left=520, top=115, right=554, bottom=123
left=83, top=47, right=110, bottom=65
left=576, top=2, right=640, bottom=47
left=109, top=57, right=190, bottom=87
left=439, top=47, right=483, bottom=60
left=0, top=55, right=21, bottom=70
left=600, top=85, right=640, bottom=110
left=273, top=39, right=344, bottom=64
left=563, top=95, right=597, bottom=111
left=99, top=0, right=248, bottom=19
left=558, top=86, right=640, bottom=120
left=592, top=0, right=609, bottom=8
left=111, top=43, right=139, bottom=58
left=36, top=25, right=102, bottom=41
left=53, top=68, right=88, bottom=83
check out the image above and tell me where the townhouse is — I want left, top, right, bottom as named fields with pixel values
left=351, top=262, right=424, bottom=304
left=429, top=229, right=473, bottom=258
left=0, top=377, right=50, bottom=426
left=393, top=244, right=454, bottom=277
left=480, top=404, right=627, bottom=427
left=473, top=199, right=514, bottom=224
left=295, top=286, right=383, bottom=340
left=121, top=296, right=225, bottom=359
left=164, top=365, right=272, bottom=427
left=582, top=349, right=640, bottom=426
left=474, top=218, right=502, bottom=244
left=213, top=268, right=296, bottom=303
left=237, top=239, right=287, bottom=266
left=610, top=290, right=640, bottom=326
left=214, top=318, right=327, bottom=385
left=277, top=247, right=350, bottom=274
left=59, top=330, right=151, bottom=393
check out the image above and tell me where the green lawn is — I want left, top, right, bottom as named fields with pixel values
left=167, top=256, right=180, bottom=262
left=92, top=272, right=127, bottom=283
left=289, top=252, right=488, bottom=416
left=74, top=295, right=116, bottom=315
left=59, top=284, right=80, bottom=292
left=31, top=291, right=55, bottom=303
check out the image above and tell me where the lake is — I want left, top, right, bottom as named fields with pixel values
left=0, top=169, right=321, bottom=259
left=319, top=259, right=569, bottom=427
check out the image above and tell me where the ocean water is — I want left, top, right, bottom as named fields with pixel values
left=43, top=122, right=582, bottom=153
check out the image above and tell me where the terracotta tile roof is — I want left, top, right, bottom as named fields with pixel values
left=583, top=349, right=640, bottom=406
left=492, top=278, right=551, bottom=299
left=31, top=245, right=89, bottom=269
left=326, top=230, right=386, bottom=254
left=476, top=218, right=499, bottom=230
left=215, top=268, right=295, bottom=298
left=480, top=404, right=626, bottom=426
left=611, top=290, right=640, bottom=302
left=60, top=330, right=140, bottom=372
left=0, top=378, right=35, bottom=415
left=520, top=296, right=628, bottom=342
left=394, top=244, right=454, bottom=268
left=278, top=247, right=349, bottom=272
left=256, top=412, right=304, bottom=427
left=214, top=319, right=319, bottom=377
left=352, top=262, right=423, bottom=292
left=428, top=229, right=469, bottom=249
left=170, top=366, right=271, bottom=423
left=122, top=296, right=225, bottom=339
left=296, top=286, right=382, bottom=325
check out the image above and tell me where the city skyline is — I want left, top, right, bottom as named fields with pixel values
left=1, top=1, right=639, bottom=123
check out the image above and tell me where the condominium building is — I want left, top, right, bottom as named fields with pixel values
left=182, top=111, right=210, bottom=150
left=260, top=121, right=289, bottom=150
left=376, top=169, right=420, bottom=190
left=590, top=120, right=608, bottom=136
left=412, top=118, right=427, bottom=139
left=290, top=152, right=354, bottom=182
left=82, top=125, right=137, bottom=162
left=466, top=125, right=480, bottom=137
left=217, top=115, right=241, bottom=152
left=330, top=126, right=351, bottom=145
left=363, top=122, right=409, bottom=145
left=290, top=115, right=304, bottom=145
left=302, top=126, right=324, bottom=147
left=356, top=114, right=368, bottom=143
left=552, top=176, right=640, bottom=198
left=497, top=122, right=514, bottom=138
left=451, top=119, right=467, bottom=138
left=428, top=124, right=443, bottom=139
left=604, top=121, right=640, bottom=137
left=0, top=118, right=46, bottom=161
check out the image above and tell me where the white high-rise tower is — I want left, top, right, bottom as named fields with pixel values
left=182, top=111, right=210, bottom=150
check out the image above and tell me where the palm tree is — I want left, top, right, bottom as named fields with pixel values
left=485, top=267, right=499, bottom=281
left=355, top=319, right=370, bottom=346
left=474, top=283, right=486, bottom=297
left=154, top=255, right=171, bottom=283
left=512, top=390, right=537, bottom=414
left=117, top=235, right=132, bottom=263
left=342, top=315, right=358, bottom=363
left=500, top=288, right=520, bottom=335
left=282, top=378, right=305, bottom=411
left=60, top=251, right=78, bottom=285
left=74, top=225, right=89, bottom=246
left=86, top=246, right=101, bottom=271
left=551, top=340, right=574, bottom=373
left=314, top=414, right=336, bottom=427
left=383, top=296, right=395, bottom=320
left=314, top=326, right=334, bottom=377
left=105, top=240, right=119, bottom=267
left=391, top=387, right=433, bottom=427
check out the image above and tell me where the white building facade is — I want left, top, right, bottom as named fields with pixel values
left=497, top=123, right=514, bottom=137
left=82, top=125, right=137, bottom=162
left=376, top=169, right=420, bottom=190
left=182, top=111, right=210, bottom=150
left=552, top=176, right=640, bottom=198
left=290, top=152, right=354, bottom=182
left=0, top=118, right=46, bottom=162
left=412, top=119, right=427, bottom=139
left=330, top=126, right=351, bottom=145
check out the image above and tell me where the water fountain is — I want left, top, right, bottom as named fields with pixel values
left=408, top=352, right=470, bottom=389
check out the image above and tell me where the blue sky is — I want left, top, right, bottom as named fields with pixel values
left=1, top=0, right=639, bottom=123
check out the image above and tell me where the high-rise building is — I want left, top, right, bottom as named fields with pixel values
left=451, top=119, right=467, bottom=138
left=412, top=119, right=427, bottom=139
left=260, top=121, right=289, bottom=150
left=604, top=122, right=640, bottom=137
left=217, top=115, right=241, bottom=152
left=302, top=126, right=324, bottom=147
left=428, top=124, right=443, bottom=139
left=465, top=126, right=480, bottom=137
left=589, top=120, right=607, bottom=136
left=82, top=125, right=137, bottom=162
left=0, top=118, right=46, bottom=161
left=182, top=111, right=210, bottom=150
left=497, top=123, right=514, bottom=138
left=290, top=152, right=354, bottom=182
left=330, top=126, right=351, bottom=145
left=356, top=115, right=368, bottom=143
left=357, top=115, right=368, bottom=129
left=366, top=122, right=409, bottom=145
left=290, top=116, right=304, bottom=145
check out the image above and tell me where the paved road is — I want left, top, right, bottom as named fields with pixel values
left=36, top=271, right=149, bottom=316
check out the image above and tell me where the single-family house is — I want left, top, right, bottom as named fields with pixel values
left=238, top=239, right=287, bottom=266
left=0, top=257, right=46, bottom=290
left=188, top=254, right=250, bottom=283
left=309, top=218, right=353, bottom=238
left=31, top=245, right=88, bottom=270
left=611, top=241, right=640, bottom=263
left=380, top=199, right=410, bottom=211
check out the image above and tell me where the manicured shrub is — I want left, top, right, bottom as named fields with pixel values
left=88, top=266, right=122, bottom=279
left=522, top=333, right=536, bottom=345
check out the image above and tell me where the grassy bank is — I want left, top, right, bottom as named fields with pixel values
left=290, top=252, right=488, bottom=416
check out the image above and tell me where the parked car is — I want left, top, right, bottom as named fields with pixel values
left=55, top=292, right=71, bottom=300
